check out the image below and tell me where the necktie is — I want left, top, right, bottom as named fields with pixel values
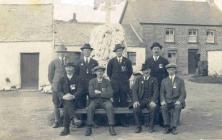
left=86, top=58, right=89, bottom=64
left=154, top=57, right=157, bottom=61
left=170, top=77, right=174, bottom=84
left=61, top=57, right=64, bottom=66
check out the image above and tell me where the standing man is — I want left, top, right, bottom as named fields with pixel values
left=58, top=63, right=84, bottom=136
left=48, top=44, right=67, bottom=128
left=107, top=44, right=133, bottom=126
left=145, top=42, right=169, bottom=126
left=160, top=63, right=186, bottom=135
left=85, top=66, right=116, bottom=136
left=76, top=43, right=98, bottom=109
left=132, top=64, right=159, bottom=133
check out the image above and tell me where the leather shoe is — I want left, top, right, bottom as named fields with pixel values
left=135, top=126, right=142, bottom=133
left=171, top=127, right=178, bottom=135
left=164, top=126, right=171, bottom=134
left=60, top=128, right=70, bottom=136
left=109, top=126, right=116, bottom=136
left=52, top=122, right=59, bottom=128
left=85, top=127, right=92, bottom=136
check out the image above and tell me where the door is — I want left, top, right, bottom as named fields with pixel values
left=21, top=53, right=39, bottom=89
left=188, top=49, right=198, bottom=74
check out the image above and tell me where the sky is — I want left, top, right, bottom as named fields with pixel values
left=0, top=0, right=222, bottom=22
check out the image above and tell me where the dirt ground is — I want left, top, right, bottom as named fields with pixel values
left=0, top=80, right=222, bottom=140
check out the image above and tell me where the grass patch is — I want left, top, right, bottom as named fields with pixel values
left=189, top=75, right=222, bottom=84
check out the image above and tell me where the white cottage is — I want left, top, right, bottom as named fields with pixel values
left=0, top=4, right=53, bottom=90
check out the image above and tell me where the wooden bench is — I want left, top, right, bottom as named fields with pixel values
left=75, top=107, right=149, bottom=114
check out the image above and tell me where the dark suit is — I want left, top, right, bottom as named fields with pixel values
left=58, top=75, right=84, bottom=129
left=160, top=76, right=186, bottom=128
left=76, top=58, right=98, bottom=107
left=48, top=58, right=66, bottom=122
left=87, top=78, right=115, bottom=126
left=145, top=56, right=169, bottom=125
left=107, top=57, right=133, bottom=107
left=132, top=76, right=159, bottom=128
left=145, top=56, right=169, bottom=87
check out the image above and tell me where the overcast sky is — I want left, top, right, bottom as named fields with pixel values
left=0, top=0, right=221, bottom=22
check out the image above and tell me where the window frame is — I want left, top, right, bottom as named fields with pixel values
left=188, top=29, right=198, bottom=43
left=165, top=28, right=175, bottom=43
left=206, top=29, right=215, bottom=44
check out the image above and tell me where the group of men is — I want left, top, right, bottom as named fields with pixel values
left=48, top=42, right=186, bottom=136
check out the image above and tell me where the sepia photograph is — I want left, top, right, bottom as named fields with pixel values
left=0, top=0, right=222, bottom=139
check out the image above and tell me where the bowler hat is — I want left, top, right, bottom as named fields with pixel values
left=150, top=42, right=163, bottom=50
left=92, top=66, right=106, bottom=72
left=55, top=44, right=67, bottom=52
left=80, top=43, right=94, bottom=51
left=166, top=63, right=177, bottom=69
left=141, top=64, right=151, bottom=71
left=113, top=44, right=125, bottom=52
left=64, top=62, right=76, bottom=68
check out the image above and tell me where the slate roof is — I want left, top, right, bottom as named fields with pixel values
left=0, top=4, right=53, bottom=42
left=54, top=21, right=143, bottom=47
left=123, top=0, right=222, bottom=25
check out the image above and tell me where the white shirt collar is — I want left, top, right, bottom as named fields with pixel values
left=67, top=74, right=73, bottom=80
left=97, top=78, right=103, bottom=83
left=84, top=56, right=90, bottom=62
left=169, top=75, right=175, bottom=80
left=153, top=56, right=159, bottom=61
left=143, top=76, right=150, bottom=80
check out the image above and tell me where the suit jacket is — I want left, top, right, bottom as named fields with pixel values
left=58, top=74, right=84, bottom=100
left=132, top=76, right=159, bottom=103
left=88, top=78, right=113, bottom=100
left=48, top=58, right=66, bottom=91
left=145, top=56, right=169, bottom=86
left=107, top=57, right=133, bottom=82
left=76, top=58, right=98, bottom=91
left=160, top=76, right=186, bottom=104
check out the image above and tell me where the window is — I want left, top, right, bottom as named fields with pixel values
left=165, top=28, right=175, bottom=43
left=127, top=52, right=136, bottom=65
left=188, top=29, right=198, bottom=43
left=168, top=50, right=177, bottom=63
left=206, top=30, right=215, bottom=44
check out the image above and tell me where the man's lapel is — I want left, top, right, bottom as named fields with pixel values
left=166, top=77, right=173, bottom=92
left=139, top=76, right=145, bottom=99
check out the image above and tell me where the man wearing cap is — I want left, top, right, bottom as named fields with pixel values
left=107, top=44, right=133, bottom=126
left=160, top=63, right=186, bottom=135
left=58, top=63, right=84, bottom=136
left=76, top=43, right=98, bottom=109
left=132, top=64, right=159, bottom=133
left=145, top=42, right=169, bottom=126
left=85, top=66, right=116, bottom=136
left=48, top=44, right=67, bottom=128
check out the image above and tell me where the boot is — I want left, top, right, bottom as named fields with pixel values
left=52, top=122, right=59, bottom=128
left=85, top=127, right=92, bottom=136
left=60, top=128, right=70, bottom=136
left=164, top=125, right=171, bottom=134
left=171, top=127, right=178, bottom=135
left=109, top=126, right=117, bottom=136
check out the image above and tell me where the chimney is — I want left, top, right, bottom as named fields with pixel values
left=69, top=13, right=77, bottom=22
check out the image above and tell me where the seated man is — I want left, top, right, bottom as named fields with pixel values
left=85, top=66, right=116, bottom=136
left=58, top=63, right=84, bottom=136
left=132, top=64, right=159, bottom=133
left=160, top=63, right=186, bottom=135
